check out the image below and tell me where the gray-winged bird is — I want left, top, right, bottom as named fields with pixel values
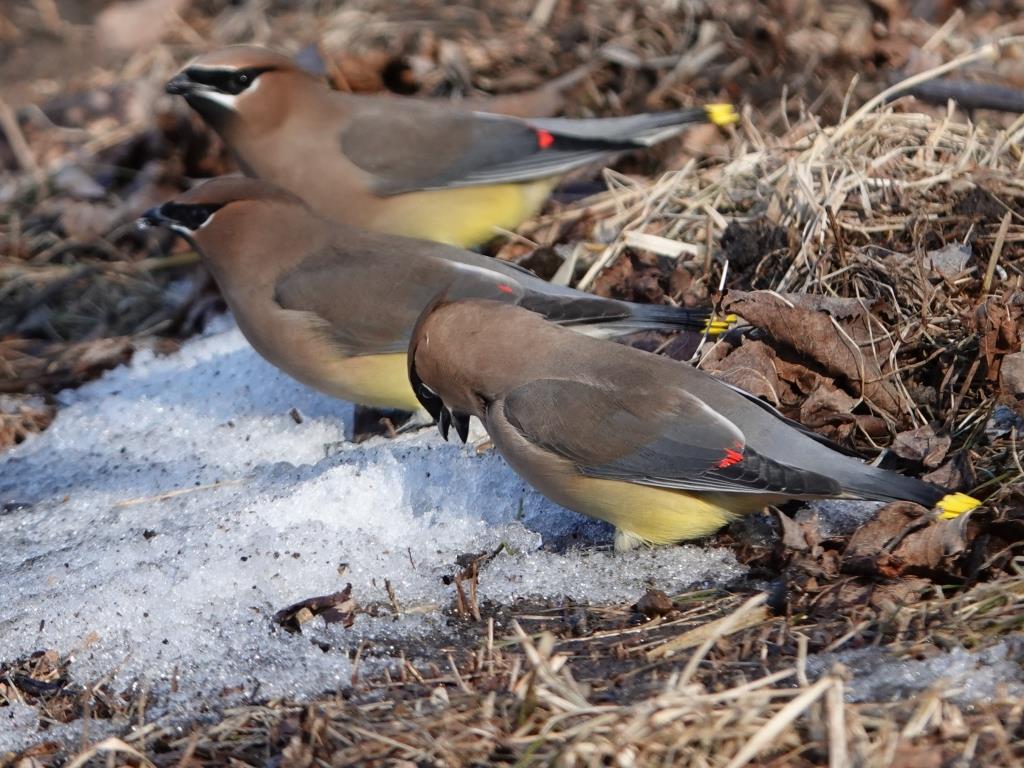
left=408, top=299, right=980, bottom=550
left=165, top=45, right=737, bottom=247
left=138, top=177, right=729, bottom=412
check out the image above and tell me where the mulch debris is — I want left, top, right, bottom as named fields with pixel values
left=2, top=0, right=1024, bottom=765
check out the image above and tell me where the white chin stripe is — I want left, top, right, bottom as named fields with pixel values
left=169, top=223, right=197, bottom=238
left=193, top=90, right=239, bottom=111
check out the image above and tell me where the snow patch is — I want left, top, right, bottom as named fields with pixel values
left=808, top=640, right=1024, bottom=705
left=0, top=324, right=743, bottom=751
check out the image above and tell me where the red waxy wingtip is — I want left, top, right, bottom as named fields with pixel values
left=717, top=448, right=744, bottom=469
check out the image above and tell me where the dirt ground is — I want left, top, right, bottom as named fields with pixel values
left=2, top=1, right=1024, bottom=766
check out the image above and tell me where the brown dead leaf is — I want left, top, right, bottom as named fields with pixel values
left=772, top=356, right=823, bottom=405
left=723, top=290, right=905, bottom=417
left=842, top=502, right=971, bottom=580
left=592, top=253, right=633, bottom=300
left=891, top=424, right=951, bottom=469
left=818, top=576, right=933, bottom=614
left=768, top=508, right=811, bottom=551
left=634, top=589, right=674, bottom=618
left=273, top=585, right=355, bottom=634
left=922, top=453, right=974, bottom=491
left=704, top=338, right=782, bottom=403
left=798, top=379, right=861, bottom=442
left=999, top=351, right=1024, bottom=407
left=592, top=251, right=670, bottom=304
left=969, top=292, right=1024, bottom=382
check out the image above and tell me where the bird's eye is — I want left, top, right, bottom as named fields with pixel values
left=229, top=72, right=251, bottom=94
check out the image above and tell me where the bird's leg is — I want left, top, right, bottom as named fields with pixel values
left=465, top=417, right=494, bottom=453
left=333, top=406, right=435, bottom=444
left=393, top=408, right=438, bottom=435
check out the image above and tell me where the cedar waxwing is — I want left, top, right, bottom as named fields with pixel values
left=164, top=45, right=738, bottom=247
left=408, top=299, right=981, bottom=551
left=137, top=177, right=729, bottom=412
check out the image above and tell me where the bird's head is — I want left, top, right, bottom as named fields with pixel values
left=165, top=46, right=313, bottom=134
left=408, top=299, right=517, bottom=444
left=137, top=177, right=316, bottom=276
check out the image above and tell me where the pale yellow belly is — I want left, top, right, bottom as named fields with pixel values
left=232, top=299, right=423, bottom=412
left=367, top=180, right=557, bottom=247
left=489, top=417, right=767, bottom=550
left=316, top=352, right=422, bottom=411
left=560, top=475, right=742, bottom=546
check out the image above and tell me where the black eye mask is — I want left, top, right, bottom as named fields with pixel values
left=184, top=66, right=275, bottom=95
left=155, top=202, right=225, bottom=231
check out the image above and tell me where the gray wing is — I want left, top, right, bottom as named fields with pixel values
left=272, top=241, right=541, bottom=356
left=272, top=232, right=679, bottom=356
left=273, top=251, right=415, bottom=356
left=339, top=98, right=709, bottom=195
left=502, top=378, right=840, bottom=497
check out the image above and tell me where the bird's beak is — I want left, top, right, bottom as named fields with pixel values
left=136, top=205, right=166, bottom=230
left=451, top=411, right=470, bottom=444
left=165, top=73, right=195, bottom=96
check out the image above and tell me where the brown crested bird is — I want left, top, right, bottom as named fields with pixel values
left=164, top=45, right=737, bottom=247
left=408, top=299, right=980, bottom=551
left=138, top=177, right=729, bottom=412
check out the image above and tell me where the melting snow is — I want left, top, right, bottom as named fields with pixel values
left=808, top=640, right=1024, bottom=705
left=0, top=322, right=743, bottom=751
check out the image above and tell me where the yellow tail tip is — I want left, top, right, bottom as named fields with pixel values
left=705, top=103, right=738, bottom=127
left=702, top=313, right=737, bottom=336
left=937, top=492, right=981, bottom=519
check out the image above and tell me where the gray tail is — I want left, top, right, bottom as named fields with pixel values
left=518, top=291, right=715, bottom=333
left=529, top=107, right=712, bottom=147
left=616, top=301, right=715, bottom=332
left=837, top=462, right=947, bottom=508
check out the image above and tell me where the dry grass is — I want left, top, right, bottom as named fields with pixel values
left=3, top=2, right=1024, bottom=766
left=10, top=571, right=1019, bottom=767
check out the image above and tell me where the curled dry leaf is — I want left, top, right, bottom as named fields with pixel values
left=704, top=334, right=877, bottom=444
left=797, top=381, right=862, bottom=442
left=768, top=508, right=812, bottom=552
left=922, top=453, right=974, bottom=491
left=704, top=338, right=781, bottom=404
left=722, top=290, right=905, bottom=418
left=273, top=584, right=355, bottom=634
left=841, top=502, right=970, bottom=580
left=592, top=251, right=669, bottom=305
left=891, top=424, right=951, bottom=469
left=969, top=292, right=1024, bottom=382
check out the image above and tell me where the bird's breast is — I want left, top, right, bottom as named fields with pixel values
left=362, top=180, right=558, bottom=247
left=229, top=294, right=420, bottom=410
left=486, top=408, right=740, bottom=545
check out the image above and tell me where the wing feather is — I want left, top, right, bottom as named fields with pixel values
left=502, top=378, right=840, bottom=497
left=338, top=98, right=702, bottom=194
